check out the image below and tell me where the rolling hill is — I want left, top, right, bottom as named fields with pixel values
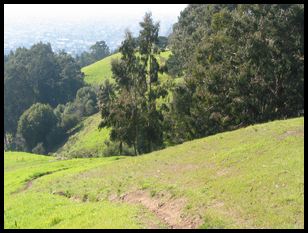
left=4, top=117, right=304, bottom=229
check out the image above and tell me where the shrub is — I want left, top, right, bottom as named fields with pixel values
left=17, top=103, right=58, bottom=152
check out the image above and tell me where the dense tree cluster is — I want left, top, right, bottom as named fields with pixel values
left=4, top=43, right=100, bottom=153
left=4, top=43, right=84, bottom=136
left=165, top=4, right=304, bottom=144
left=8, top=86, right=99, bottom=154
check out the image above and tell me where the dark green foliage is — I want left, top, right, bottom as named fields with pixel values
left=4, top=57, right=36, bottom=135
left=4, top=133, right=26, bottom=152
left=55, top=86, right=98, bottom=132
left=45, top=127, right=65, bottom=151
left=4, top=43, right=84, bottom=136
left=169, top=4, right=237, bottom=75
left=165, top=54, right=183, bottom=77
left=167, top=4, right=304, bottom=144
left=75, top=86, right=98, bottom=116
left=55, top=51, right=84, bottom=104
left=17, top=103, right=58, bottom=152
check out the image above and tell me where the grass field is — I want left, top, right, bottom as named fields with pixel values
left=81, top=50, right=173, bottom=86
left=4, top=117, right=304, bottom=229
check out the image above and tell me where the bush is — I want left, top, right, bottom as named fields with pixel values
left=75, top=86, right=98, bottom=116
left=17, top=103, right=58, bottom=152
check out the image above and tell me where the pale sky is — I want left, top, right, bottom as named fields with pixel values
left=5, top=4, right=187, bottom=24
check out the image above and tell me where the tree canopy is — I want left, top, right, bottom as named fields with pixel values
left=166, top=4, right=304, bottom=143
left=17, top=103, right=58, bottom=152
left=4, top=42, right=84, bottom=135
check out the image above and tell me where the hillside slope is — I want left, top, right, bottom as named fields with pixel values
left=55, top=113, right=110, bottom=158
left=81, top=50, right=172, bottom=86
left=4, top=117, right=304, bottom=229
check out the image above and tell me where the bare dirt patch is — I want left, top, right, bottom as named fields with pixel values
left=13, top=180, right=33, bottom=193
left=117, top=190, right=203, bottom=229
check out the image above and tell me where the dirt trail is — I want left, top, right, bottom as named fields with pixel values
left=115, top=190, right=202, bottom=229
left=16, top=180, right=33, bottom=193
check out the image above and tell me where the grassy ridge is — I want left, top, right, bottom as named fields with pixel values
left=81, top=52, right=121, bottom=85
left=4, top=117, right=304, bottom=229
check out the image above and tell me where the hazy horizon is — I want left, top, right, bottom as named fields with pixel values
left=4, top=4, right=187, bottom=54
left=5, top=4, right=187, bottom=23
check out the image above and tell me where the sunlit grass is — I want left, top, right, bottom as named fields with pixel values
left=4, top=117, right=304, bottom=229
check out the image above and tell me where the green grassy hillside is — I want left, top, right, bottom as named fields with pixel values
left=4, top=117, right=304, bottom=229
left=55, top=113, right=110, bottom=158
left=81, top=53, right=121, bottom=85
left=81, top=50, right=172, bottom=86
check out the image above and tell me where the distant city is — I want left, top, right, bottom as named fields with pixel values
left=4, top=16, right=175, bottom=57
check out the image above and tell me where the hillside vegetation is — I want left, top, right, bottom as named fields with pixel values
left=56, top=49, right=173, bottom=158
left=4, top=117, right=304, bottom=229
left=55, top=113, right=110, bottom=158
